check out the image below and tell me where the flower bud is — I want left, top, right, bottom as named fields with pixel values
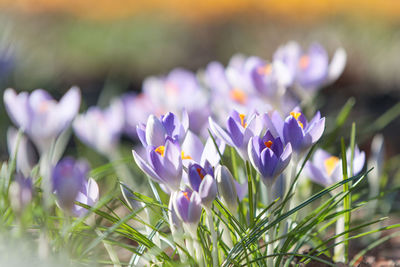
left=215, top=165, right=238, bottom=214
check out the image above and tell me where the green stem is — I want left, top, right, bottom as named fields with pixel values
left=246, top=161, right=254, bottom=227
left=340, top=138, right=350, bottom=263
left=266, top=184, right=275, bottom=267
left=207, top=209, right=219, bottom=267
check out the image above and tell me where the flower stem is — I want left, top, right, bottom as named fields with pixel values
left=266, top=184, right=275, bottom=267
left=207, top=209, right=219, bottom=266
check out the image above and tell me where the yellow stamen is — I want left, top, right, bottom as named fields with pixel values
left=290, top=111, right=304, bottom=129
left=181, top=151, right=192, bottom=160
left=256, top=64, right=272, bottom=75
left=229, top=89, right=248, bottom=105
left=299, top=55, right=310, bottom=69
left=196, top=168, right=205, bottom=180
left=239, top=113, right=247, bottom=128
left=155, top=146, right=165, bottom=156
left=324, top=156, right=340, bottom=176
left=183, top=191, right=190, bottom=201
left=264, top=140, right=273, bottom=148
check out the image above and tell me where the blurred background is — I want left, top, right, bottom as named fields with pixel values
left=0, top=0, right=399, bottom=157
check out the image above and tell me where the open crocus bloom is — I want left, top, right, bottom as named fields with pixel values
left=274, top=41, right=346, bottom=91
left=3, top=87, right=81, bottom=153
left=306, top=146, right=365, bottom=188
left=247, top=56, right=292, bottom=97
left=283, top=110, right=325, bottom=153
left=73, top=99, right=124, bottom=155
left=248, top=130, right=292, bottom=186
left=133, top=137, right=183, bottom=193
left=136, top=111, right=189, bottom=148
left=209, top=110, right=264, bottom=160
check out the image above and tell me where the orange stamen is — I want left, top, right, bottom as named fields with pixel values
left=256, top=64, right=272, bottom=75
left=229, top=89, right=248, bottom=105
left=239, top=113, right=247, bottom=128
left=324, top=156, right=340, bottom=176
left=196, top=168, right=205, bottom=180
left=155, top=146, right=165, bottom=156
left=299, top=55, right=310, bottom=69
left=264, top=140, right=273, bottom=148
left=183, top=191, right=190, bottom=201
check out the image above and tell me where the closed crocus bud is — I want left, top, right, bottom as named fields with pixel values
left=215, top=165, right=238, bottom=214
left=7, top=127, right=37, bottom=177
left=188, top=163, right=217, bottom=208
left=72, top=177, right=99, bottom=217
left=9, top=173, right=33, bottom=213
left=52, top=157, right=88, bottom=212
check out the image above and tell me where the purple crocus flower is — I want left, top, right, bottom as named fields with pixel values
left=73, top=99, right=124, bottom=155
left=143, top=68, right=210, bottom=136
left=306, top=146, right=365, bottom=188
left=52, top=157, right=89, bottom=213
left=205, top=58, right=270, bottom=123
left=208, top=110, right=264, bottom=160
left=283, top=110, right=325, bottom=153
left=3, top=87, right=81, bottom=153
left=133, top=137, right=183, bottom=193
left=188, top=163, right=217, bottom=208
left=9, top=173, right=33, bottom=213
left=248, top=130, right=292, bottom=186
left=247, top=56, right=292, bottom=97
left=172, top=188, right=202, bottom=229
left=274, top=41, right=346, bottom=90
left=7, top=127, right=37, bottom=177
left=73, top=177, right=99, bottom=217
left=136, top=111, right=189, bottom=148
